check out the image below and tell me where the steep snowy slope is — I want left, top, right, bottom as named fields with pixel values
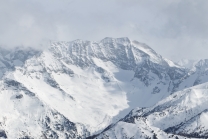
left=0, top=80, right=89, bottom=138
left=93, top=82, right=208, bottom=139
left=0, top=37, right=207, bottom=138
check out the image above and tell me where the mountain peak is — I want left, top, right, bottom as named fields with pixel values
left=195, top=59, right=208, bottom=68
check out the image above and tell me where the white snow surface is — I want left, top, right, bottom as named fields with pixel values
left=95, top=82, right=208, bottom=139
left=0, top=38, right=208, bottom=138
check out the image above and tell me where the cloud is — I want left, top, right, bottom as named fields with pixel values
left=0, top=0, right=207, bottom=60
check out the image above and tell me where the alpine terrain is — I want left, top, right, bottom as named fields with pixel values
left=0, top=37, right=208, bottom=139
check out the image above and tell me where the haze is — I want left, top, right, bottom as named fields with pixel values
left=0, top=0, right=207, bottom=61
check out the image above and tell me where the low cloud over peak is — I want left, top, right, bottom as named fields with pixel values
left=0, top=0, right=207, bottom=60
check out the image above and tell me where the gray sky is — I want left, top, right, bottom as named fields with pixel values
left=0, top=0, right=208, bottom=61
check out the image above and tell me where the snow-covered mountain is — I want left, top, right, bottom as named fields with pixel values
left=0, top=37, right=207, bottom=139
left=0, top=47, right=39, bottom=78
left=177, top=59, right=199, bottom=69
left=92, top=82, right=208, bottom=139
left=176, top=59, right=208, bottom=92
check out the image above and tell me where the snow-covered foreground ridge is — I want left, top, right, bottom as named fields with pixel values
left=0, top=37, right=208, bottom=138
left=93, top=82, right=208, bottom=139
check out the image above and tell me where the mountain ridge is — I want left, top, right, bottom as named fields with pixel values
left=92, top=82, right=208, bottom=139
left=0, top=37, right=207, bottom=138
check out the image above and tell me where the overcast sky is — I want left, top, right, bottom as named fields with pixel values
left=0, top=0, right=208, bottom=61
